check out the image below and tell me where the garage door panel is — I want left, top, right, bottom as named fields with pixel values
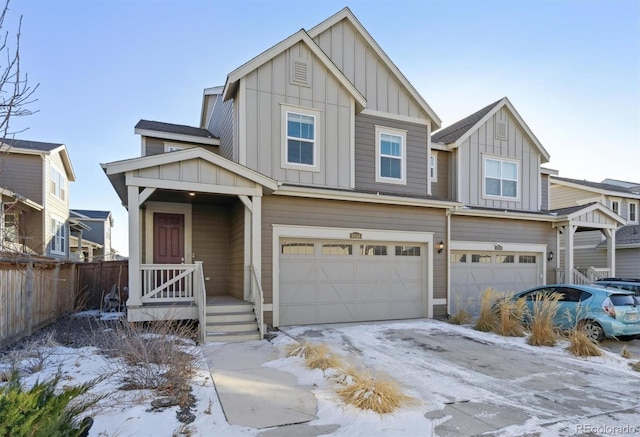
left=392, top=302, right=423, bottom=319
left=280, top=283, right=316, bottom=304
left=318, top=303, right=356, bottom=323
left=280, top=261, right=317, bottom=281
left=391, top=263, right=423, bottom=280
left=318, top=262, right=356, bottom=281
left=391, top=281, right=423, bottom=299
left=317, top=283, right=356, bottom=302
left=356, top=263, right=390, bottom=280
left=280, top=305, right=317, bottom=325
left=356, top=282, right=390, bottom=301
left=357, top=302, right=390, bottom=321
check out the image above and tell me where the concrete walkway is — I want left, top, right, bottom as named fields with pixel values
left=201, top=340, right=318, bottom=430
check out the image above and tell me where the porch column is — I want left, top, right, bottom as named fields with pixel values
left=604, top=228, right=616, bottom=277
left=563, top=225, right=576, bottom=284
left=127, top=185, right=142, bottom=307
left=251, top=196, right=262, bottom=285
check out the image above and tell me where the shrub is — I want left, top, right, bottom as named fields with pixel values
left=495, top=294, right=527, bottom=337
left=0, top=371, right=104, bottom=437
left=621, top=346, right=632, bottom=359
left=448, top=296, right=472, bottom=325
left=527, top=292, right=561, bottom=346
left=474, top=288, right=500, bottom=332
left=336, top=369, right=414, bottom=414
left=304, top=344, right=343, bottom=371
left=567, top=329, right=602, bottom=357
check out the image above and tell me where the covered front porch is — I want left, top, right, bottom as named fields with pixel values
left=102, top=148, right=278, bottom=341
left=552, top=203, right=626, bottom=284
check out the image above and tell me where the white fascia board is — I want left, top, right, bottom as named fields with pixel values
left=275, top=185, right=459, bottom=209
left=55, top=146, right=77, bottom=182
left=360, top=109, right=429, bottom=126
left=0, top=187, right=43, bottom=211
left=450, top=240, right=547, bottom=253
left=204, top=86, right=224, bottom=96
left=550, top=177, right=640, bottom=200
left=540, top=167, right=559, bottom=175
left=451, top=208, right=558, bottom=222
left=134, top=128, right=220, bottom=146
left=565, top=202, right=626, bottom=225
left=307, top=8, right=441, bottom=128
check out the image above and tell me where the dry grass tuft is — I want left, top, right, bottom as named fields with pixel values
left=336, top=369, right=414, bottom=414
left=448, top=297, right=472, bottom=325
left=285, top=339, right=315, bottom=358
left=568, top=329, right=602, bottom=357
left=474, top=288, right=501, bottom=332
left=630, top=361, right=640, bottom=372
left=527, top=292, right=561, bottom=346
left=495, top=294, right=527, bottom=337
left=305, top=344, right=343, bottom=371
left=621, top=346, right=632, bottom=359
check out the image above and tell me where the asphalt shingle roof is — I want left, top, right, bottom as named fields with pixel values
left=547, top=203, right=598, bottom=216
left=71, top=209, right=111, bottom=219
left=1, top=138, right=63, bottom=152
left=552, top=176, right=640, bottom=195
left=431, top=99, right=503, bottom=144
left=597, top=225, right=640, bottom=247
left=135, top=120, right=216, bottom=139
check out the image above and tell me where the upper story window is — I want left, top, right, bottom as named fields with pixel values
left=49, top=165, right=66, bottom=201
left=164, top=142, right=187, bottom=152
left=484, top=157, right=518, bottom=199
left=51, top=217, right=66, bottom=255
left=430, top=153, right=438, bottom=182
left=281, top=105, right=320, bottom=171
left=375, top=125, right=407, bottom=185
left=629, top=202, right=638, bottom=223
left=611, top=200, right=620, bottom=215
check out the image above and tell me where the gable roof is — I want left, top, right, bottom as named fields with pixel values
left=0, top=187, right=43, bottom=211
left=135, top=120, right=219, bottom=145
left=0, top=138, right=76, bottom=181
left=431, top=97, right=551, bottom=163
left=222, top=29, right=366, bottom=112
left=71, top=209, right=111, bottom=220
left=597, top=224, right=640, bottom=248
left=601, top=178, right=640, bottom=189
left=307, top=7, right=441, bottom=128
left=551, top=176, right=640, bottom=198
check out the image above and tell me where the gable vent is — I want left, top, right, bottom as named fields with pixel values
left=291, top=59, right=311, bottom=87
left=496, top=121, right=507, bottom=140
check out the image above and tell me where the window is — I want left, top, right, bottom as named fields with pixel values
left=51, top=217, right=66, bottom=255
left=629, top=202, right=637, bottom=223
left=164, top=142, right=187, bottom=152
left=471, top=254, right=492, bottom=263
left=519, top=255, right=536, bottom=264
left=451, top=253, right=467, bottom=263
left=49, top=166, right=66, bottom=201
left=2, top=214, right=18, bottom=243
left=484, top=157, right=518, bottom=199
left=395, top=245, right=421, bottom=256
left=322, top=244, right=353, bottom=256
left=361, top=245, right=387, bottom=256
left=281, top=242, right=314, bottom=255
left=611, top=200, right=620, bottom=215
left=286, top=111, right=315, bottom=166
left=496, top=255, right=515, bottom=263
left=375, top=126, right=406, bottom=184
left=430, top=153, right=438, bottom=182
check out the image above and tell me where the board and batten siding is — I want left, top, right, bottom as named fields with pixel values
left=616, top=248, right=640, bottom=278
left=45, top=152, right=70, bottom=258
left=312, top=19, right=427, bottom=119
left=458, top=108, right=541, bottom=211
left=243, top=41, right=353, bottom=189
left=208, top=97, right=235, bottom=161
left=354, top=113, right=428, bottom=196
left=228, top=201, right=245, bottom=300
left=549, top=184, right=599, bottom=209
left=431, top=150, right=450, bottom=200
left=0, top=153, right=43, bottom=204
left=192, top=204, right=231, bottom=297
left=541, top=174, right=549, bottom=210
left=261, top=196, right=448, bottom=323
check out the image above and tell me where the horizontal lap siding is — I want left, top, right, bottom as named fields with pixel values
left=549, top=184, right=596, bottom=209
left=616, top=248, right=640, bottom=278
left=431, top=150, right=450, bottom=200
left=262, top=196, right=447, bottom=306
left=354, top=113, right=428, bottom=196
left=229, top=202, right=245, bottom=300
left=192, top=204, right=231, bottom=296
left=0, top=154, right=42, bottom=203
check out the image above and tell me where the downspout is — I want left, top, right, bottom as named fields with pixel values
left=445, top=206, right=454, bottom=316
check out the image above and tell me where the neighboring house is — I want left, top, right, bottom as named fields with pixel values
left=550, top=176, right=640, bottom=278
left=0, top=138, right=77, bottom=259
left=69, top=209, right=116, bottom=261
left=102, top=7, right=625, bottom=340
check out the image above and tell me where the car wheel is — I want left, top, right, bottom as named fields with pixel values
left=579, top=320, right=605, bottom=342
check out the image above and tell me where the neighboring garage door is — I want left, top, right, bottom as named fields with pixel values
left=450, top=251, right=539, bottom=315
left=279, top=239, right=426, bottom=325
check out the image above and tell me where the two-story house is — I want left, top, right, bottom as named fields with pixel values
left=103, top=8, right=624, bottom=340
left=69, top=209, right=115, bottom=261
left=0, top=138, right=76, bottom=259
left=550, top=176, right=640, bottom=278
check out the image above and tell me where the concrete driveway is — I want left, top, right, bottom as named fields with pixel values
left=281, top=320, right=640, bottom=436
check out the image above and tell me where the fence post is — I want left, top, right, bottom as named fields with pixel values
left=53, top=263, right=60, bottom=317
left=25, top=262, right=34, bottom=337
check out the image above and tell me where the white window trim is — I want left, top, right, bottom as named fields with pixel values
left=628, top=201, right=638, bottom=223
left=50, top=215, right=66, bottom=255
left=163, top=142, right=189, bottom=153
left=430, top=151, right=438, bottom=183
left=610, top=198, right=621, bottom=216
left=280, top=104, right=321, bottom=172
left=375, top=125, right=407, bottom=185
left=482, top=155, right=520, bottom=201
left=49, top=164, right=66, bottom=201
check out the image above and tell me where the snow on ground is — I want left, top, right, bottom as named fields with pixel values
left=1, top=314, right=639, bottom=436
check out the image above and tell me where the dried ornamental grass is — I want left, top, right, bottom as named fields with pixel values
left=621, top=346, right=632, bottom=359
left=527, top=292, right=561, bottom=346
left=285, top=339, right=314, bottom=358
left=474, top=288, right=500, bottom=332
left=630, top=361, right=640, bottom=372
left=495, top=295, right=527, bottom=337
left=449, top=296, right=472, bottom=325
left=568, top=329, right=602, bottom=357
left=304, top=344, right=343, bottom=371
left=336, top=370, right=414, bottom=414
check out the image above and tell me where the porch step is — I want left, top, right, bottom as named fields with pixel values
left=206, top=302, right=255, bottom=314
left=207, top=320, right=259, bottom=333
left=206, top=311, right=256, bottom=324
left=205, top=331, right=261, bottom=342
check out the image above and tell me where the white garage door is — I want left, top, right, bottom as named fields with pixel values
left=279, top=239, right=426, bottom=325
left=450, top=251, right=539, bottom=315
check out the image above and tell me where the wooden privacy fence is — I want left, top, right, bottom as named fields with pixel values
left=0, top=259, right=77, bottom=348
left=75, top=261, right=128, bottom=309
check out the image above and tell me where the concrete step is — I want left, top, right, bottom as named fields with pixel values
left=206, top=311, right=256, bottom=324
left=208, top=320, right=259, bottom=333
left=206, top=302, right=254, bottom=314
left=205, top=331, right=261, bottom=343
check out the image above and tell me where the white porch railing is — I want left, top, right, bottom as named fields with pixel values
left=587, top=267, right=610, bottom=282
left=140, top=264, right=198, bottom=303
left=572, top=268, right=591, bottom=285
left=249, top=265, right=264, bottom=340
left=194, top=261, right=207, bottom=343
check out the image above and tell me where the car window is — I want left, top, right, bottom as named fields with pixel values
left=555, top=287, right=590, bottom=302
left=609, top=294, right=636, bottom=306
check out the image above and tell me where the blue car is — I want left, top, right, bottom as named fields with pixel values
left=512, top=284, right=640, bottom=342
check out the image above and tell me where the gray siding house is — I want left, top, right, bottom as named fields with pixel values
left=69, top=209, right=116, bottom=261
left=103, top=7, right=625, bottom=341
left=0, top=139, right=76, bottom=259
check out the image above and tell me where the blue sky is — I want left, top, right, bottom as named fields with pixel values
left=8, top=0, right=640, bottom=256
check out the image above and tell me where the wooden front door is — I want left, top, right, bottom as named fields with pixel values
left=154, top=213, right=185, bottom=264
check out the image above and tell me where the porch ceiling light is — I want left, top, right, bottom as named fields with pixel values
left=189, top=192, right=196, bottom=196
left=437, top=240, right=444, bottom=254
left=547, top=250, right=554, bottom=261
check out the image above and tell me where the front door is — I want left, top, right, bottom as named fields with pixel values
left=154, top=213, right=185, bottom=264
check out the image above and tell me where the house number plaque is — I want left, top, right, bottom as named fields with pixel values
left=350, top=232, right=362, bottom=239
